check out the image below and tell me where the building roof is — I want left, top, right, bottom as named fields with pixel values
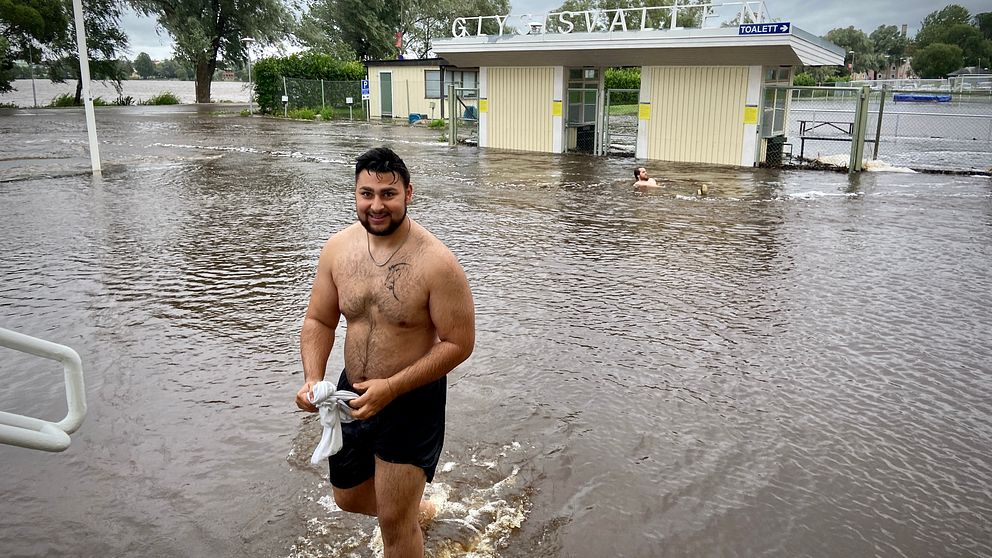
left=947, top=66, right=991, bottom=76
left=364, top=58, right=450, bottom=67
left=433, top=26, right=844, bottom=67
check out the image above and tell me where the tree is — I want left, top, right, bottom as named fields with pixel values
left=915, top=4, right=972, bottom=50
left=0, top=0, right=70, bottom=91
left=401, top=0, right=509, bottom=58
left=45, top=0, right=129, bottom=104
left=296, top=0, right=357, bottom=58
left=157, top=57, right=178, bottom=79
left=117, top=57, right=133, bottom=78
left=545, top=0, right=703, bottom=34
left=825, top=26, right=872, bottom=75
left=869, top=24, right=908, bottom=76
left=301, top=0, right=403, bottom=61
left=134, top=51, right=154, bottom=78
left=131, top=0, right=293, bottom=102
left=912, top=43, right=963, bottom=78
left=977, top=12, right=992, bottom=40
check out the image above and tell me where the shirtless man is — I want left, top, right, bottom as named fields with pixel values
left=296, top=146, right=476, bottom=557
left=633, top=167, right=658, bottom=187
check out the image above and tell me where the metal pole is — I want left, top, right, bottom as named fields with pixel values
left=872, top=86, right=885, bottom=160
left=283, top=76, right=288, bottom=117
left=448, top=83, right=457, bottom=146
left=29, top=44, right=38, bottom=108
left=247, top=52, right=253, bottom=114
left=849, top=85, right=870, bottom=173
left=71, top=0, right=101, bottom=173
left=241, top=37, right=255, bottom=115
left=321, top=79, right=325, bottom=111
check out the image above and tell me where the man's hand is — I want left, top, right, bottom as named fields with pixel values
left=349, top=378, right=397, bottom=420
left=295, top=381, right=318, bottom=413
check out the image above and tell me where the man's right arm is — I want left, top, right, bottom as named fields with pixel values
left=296, top=239, right=341, bottom=412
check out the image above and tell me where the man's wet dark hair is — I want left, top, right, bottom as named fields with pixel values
left=634, top=168, right=641, bottom=179
left=355, top=146, right=410, bottom=187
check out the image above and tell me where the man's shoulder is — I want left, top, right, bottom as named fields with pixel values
left=412, top=222, right=463, bottom=271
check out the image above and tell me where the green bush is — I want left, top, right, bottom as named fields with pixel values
left=113, top=95, right=135, bottom=106
left=48, top=93, right=77, bottom=107
left=605, top=67, right=640, bottom=105
left=793, top=72, right=815, bottom=86
left=319, top=107, right=333, bottom=120
left=253, top=52, right=365, bottom=114
left=427, top=119, right=445, bottom=129
left=142, top=91, right=181, bottom=105
left=286, top=108, right=316, bottom=120
left=240, top=109, right=251, bottom=117
left=47, top=93, right=113, bottom=107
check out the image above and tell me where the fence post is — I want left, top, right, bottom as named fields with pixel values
left=283, top=76, right=288, bottom=117
left=873, top=86, right=886, bottom=160
left=602, top=89, right=611, bottom=155
left=321, top=79, right=325, bottom=111
left=848, top=85, right=870, bottom=172
left=448, top=83, right=457, bottom=146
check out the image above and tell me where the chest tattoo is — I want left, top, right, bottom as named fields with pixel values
left=384, top=262, right=411, bottom=301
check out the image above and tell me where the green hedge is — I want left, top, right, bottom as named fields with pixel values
left=605, top=67, right=640, bottom=105
left=253, top=53, right=365, bottom=114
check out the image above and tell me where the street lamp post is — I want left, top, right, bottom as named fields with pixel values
left=848, top=50, right=856, bottom=78
left=242, top=37, right=256, bottom=114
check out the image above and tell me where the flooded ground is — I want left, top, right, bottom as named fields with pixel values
left=1, top=105, right=991, bottom=557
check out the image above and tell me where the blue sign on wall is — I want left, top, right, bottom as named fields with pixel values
left=738, top=22, right=791, bottom=35
left=361, top=79, right=370, bottom=100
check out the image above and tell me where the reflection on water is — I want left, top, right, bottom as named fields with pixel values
left=1, top=106, right=991, bottom=557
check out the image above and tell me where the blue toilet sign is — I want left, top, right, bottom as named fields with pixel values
left=738, top=22, right=791, bottom=35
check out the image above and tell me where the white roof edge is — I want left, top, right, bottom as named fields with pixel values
left=434, top=25, right=845, bottom=66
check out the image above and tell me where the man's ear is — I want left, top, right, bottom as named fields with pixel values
left=406, top=183, right=414, bottom=204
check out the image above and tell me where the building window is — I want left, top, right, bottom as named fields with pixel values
left=761, top=66, right=791, bottom=137
left=443, top=70, right=478, bottom=97
left=567, top=68, right=598, bottom=126
left=425, top=70, right=441, bottom=99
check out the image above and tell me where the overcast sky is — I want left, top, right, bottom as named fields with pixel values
left=124, top=0, right=991, bottom=61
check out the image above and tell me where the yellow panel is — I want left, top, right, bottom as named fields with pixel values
left=367, top=65, right=443, bottom=119
left=644, top=66, right=747, bottom=166
left=487, top=67, right=554, bottom=152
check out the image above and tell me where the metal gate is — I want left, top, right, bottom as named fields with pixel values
left=601, top=88, right=640, bottom=156
left=447, top=84, right=480, bottom=146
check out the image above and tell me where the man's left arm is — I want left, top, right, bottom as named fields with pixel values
left=350, top=253, right=475, bottom=419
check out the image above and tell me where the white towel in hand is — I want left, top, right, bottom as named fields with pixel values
left=308, top=380, right=359, bottom=465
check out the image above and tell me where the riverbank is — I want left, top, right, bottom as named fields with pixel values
left=0, top=79, right=250, bottom=107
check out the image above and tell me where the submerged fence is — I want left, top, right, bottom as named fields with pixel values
left=775, top=86, right=992, bottom=173
left=279, top=77, right=366, bottom=120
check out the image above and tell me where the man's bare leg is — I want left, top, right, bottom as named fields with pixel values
left=375, top=457, right=428, bottom=558
left=332, top=471, right=436, bottom=526
left=333, top=477, right=377, bottom=516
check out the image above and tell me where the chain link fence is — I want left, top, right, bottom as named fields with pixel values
left=778, top=86, right=992, bottom=173
left=281, top=77, right=366, bottom=120
left=602, top=89, right=639, bottom=156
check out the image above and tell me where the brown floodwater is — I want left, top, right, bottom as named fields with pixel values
left=1, top=105, right=991, bottom=557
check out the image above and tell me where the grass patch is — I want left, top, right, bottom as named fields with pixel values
left=140, top=92, right=181, bottom=105
left=286, top=108, right=316, bottom=120
left=428, top=119, right=445, bottom=129
left=47, top=93, right=111, bottom=107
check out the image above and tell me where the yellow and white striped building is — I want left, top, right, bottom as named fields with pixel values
left=371, top=5, right=844, bottom=167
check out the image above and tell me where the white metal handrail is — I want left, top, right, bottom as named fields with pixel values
left=0, top=327, right=86, bottom=452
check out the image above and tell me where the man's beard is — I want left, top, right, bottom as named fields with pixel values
left=360, top=207, right=407, bottom=237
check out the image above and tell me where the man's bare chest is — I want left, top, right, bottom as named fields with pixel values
left=336, top=259, right=428, bottom=325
